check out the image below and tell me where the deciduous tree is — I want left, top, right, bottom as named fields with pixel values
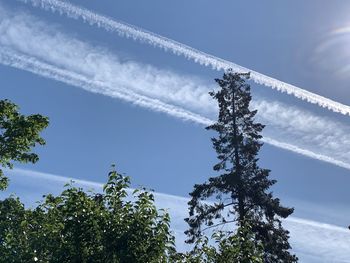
left=0, top=166, right=176, bottom=262
left=176, top=221, right=264, bottom=263
left=0, top=99, right=48, bottom=190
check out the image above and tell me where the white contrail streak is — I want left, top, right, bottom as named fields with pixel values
left=15, top=0, right=350, bottom=116
left=262, top=137, right=350, bottom=170
left=1, top=47, right=350, bottom=170
left=0, top=47, right=212, bottom=125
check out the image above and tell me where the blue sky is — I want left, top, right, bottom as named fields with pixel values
left=1, top=0, right=350, bottom=261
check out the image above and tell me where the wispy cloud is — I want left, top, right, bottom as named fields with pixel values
left=0, top=47, right=213, bottom=125
left=14, top=0, right=350, bottom=116
left=2, top=168, right=349, bottom=263
left=254, top=100, right=350, bottom=169
left=1, top=5, right=350, bottom=170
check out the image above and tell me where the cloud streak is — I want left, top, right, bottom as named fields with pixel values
left=2, top=48, right=350, bottom=170
left=1, top=6, right=350, bottom=170
left=14, top=0, right=350, bottom=116
left=2, top=168, right=350, bottom=263
left=0, top=47, right=212, bottom=125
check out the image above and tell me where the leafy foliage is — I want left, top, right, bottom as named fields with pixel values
left=0, top=166, right=176, bottom=262
left=185, top=71, right=298, bottom=262
left=0, top=99, right=49, bottom=190
left=176, top=221, right=264, bottom=263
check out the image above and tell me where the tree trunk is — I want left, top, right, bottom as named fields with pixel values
left=231, top=84, right=245, bottom=225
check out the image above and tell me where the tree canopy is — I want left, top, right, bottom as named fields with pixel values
left=0, top=166, right=176, bottom=263
left=0, top=99, right=49, bottom=190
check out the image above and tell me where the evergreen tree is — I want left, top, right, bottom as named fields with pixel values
left=185, top=71, right=298, bottom=262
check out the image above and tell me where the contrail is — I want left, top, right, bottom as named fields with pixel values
left=262, top=137, right=350, bottom=170
left=0, top=47, right=212, bottom=125
left=1, top=47, right=350, bottom=170
left=15, top=0, right=350, bottom=116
